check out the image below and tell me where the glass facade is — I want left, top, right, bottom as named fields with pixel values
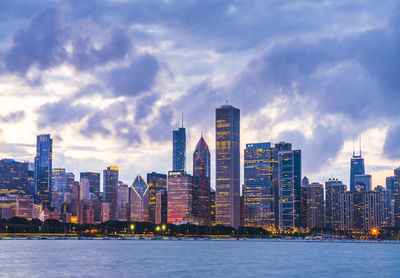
left=193, top=135, right=211, bottom=226
left=167, top=171, right=193, bottom=224
left=173, top=127, right=186, bottom=172
left=393, top=168, right=400, bottom=227
left=243, top=143, right=278, bottom=230
left=34, top=134, right=53, bottom=207
left=215, top=105, right=240, bottom=228
left=80, top=172, right=100, bottom=200
left=103, top=166, right=119, bottom=220
left=129, top=175, right=149, bottom=222
left=147, top=172, right=167, bottom=223
left=350, top=155, right=365, bottom=192
left=0, top=159, right=31, bottom=196
left=275, top=142, right=301, bottom=230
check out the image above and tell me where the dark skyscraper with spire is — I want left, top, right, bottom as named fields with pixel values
left=34, top=134, right=53, bottom=207
left=216, top=104, right=240, bottom=228
left=172, top=115, right=186, bottom=172
left=350, top=138, right=365, bottom=192
left=193, top=134, right=211, bottom=225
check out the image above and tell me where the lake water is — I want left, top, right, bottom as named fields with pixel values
left=0, top=239, right=398, bottom=277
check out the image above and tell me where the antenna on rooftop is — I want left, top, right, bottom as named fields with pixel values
left=352, top=137, right=355, bottom=156
left=359, top=135, right=362, bottom=156
left=181, top=112, right=184, bottom=128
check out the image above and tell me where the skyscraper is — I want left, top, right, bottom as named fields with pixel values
left=305, top=182, right=324, bottom=229
left=129, top=175, right=150, bottom=222
left=103, top=166, right=119, bottom=220
left=79, top=178, right=90, bottom=202
left=193, top=135, right=211, bottom=226
left=393, top=168, right=400, bottom=227
left=325, top=178, right=347, bottom=230
left=350, top=152, right=365, bottom=192
left=34, top=134, right=53, bottom=207
left=117, top=182, right=129, bottom=221
left=0, top=159, right=31, bottom=196
left=147, top=172, right=167, bottom=223
left=216, top=104, right=240, bottom=228
left=80, top=172, right=100, bottom=200
left=173, top=125, right=186, bottom=172
left=275, top=142, right=301, bottom=230
left=167, top=171, right=193, bottom=224
left=243, top=142, right=278, bottom=230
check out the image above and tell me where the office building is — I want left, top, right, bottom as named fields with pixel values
left=167, top=171, right=193, bottom=224
left=147, top=172, right=167, bottom=223
left=393, top=168, right=400, bottom=227
left=275, top=142, right=301, bottom=230
left=103, top=166, right=119, bottom=220
left=243, top=143, right=278, bottom=230
left=34, top=134, right=53, bottom=207
left=193, top=135, right=212, bottom=226
left=155, top=189, right=168, bottom=224
left=215, top=104, right=240, bottom=228
left=129, top=175, right=150, bottom=222
left=350, top=152, right=365, bottom=192
left=173, top=125, right=186, bottom=172
left=117, top=182, right=129, bottom=221
left=0, top=159, right=31, bottom=196
left=354, top=174, right=372, bottom=191
left=80, top=172, right=100, bottom=200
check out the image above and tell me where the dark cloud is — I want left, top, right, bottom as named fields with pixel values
left=2, top=9, right=67, bottom=79
left=146, top=106, right=174, bottom=142
left=0, top=111, right=25, bottom=123
left=106, top=54, right=160, bottom=97
left=383, top=124, right=400, bottom=160
left=71, top=27, right=133, bottom=70
left=134, top=93, right=159, bottom=122
left=36, top=99, right=90, bottom=128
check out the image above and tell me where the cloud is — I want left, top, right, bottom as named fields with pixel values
left=2, top=9, right=67, bottom=80
left=146, top=106, right=174, bottom=142
left=0, top=111, right=25, bottom=123
left=36, top=99, right=90, bottom=128
left=383, top=124, right=400, bottom=160
left=106, top=53, right=160, bottom=97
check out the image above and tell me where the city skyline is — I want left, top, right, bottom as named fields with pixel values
left=1, top=1, right=400, bottom=188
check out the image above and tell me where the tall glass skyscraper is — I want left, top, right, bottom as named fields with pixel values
left=193, top=135, right=211, bottom=226
left=103, top=166, right=119, bottom=220
left=275, top=142, right=301, bottom=230
left=34, top=134, right=53, bottom=207
left=147, top=172, right=167, bottom=223
left=243, top=143, right=278, bottom=230
left=350, top=153, right=365, bottom=192
left=216, top=105, right=240, bottom=228
left=173, top=127, right=186, bottom=171
left=129, top=175, right=149, bottom=222
left=80, top=172, right=101, bottom=200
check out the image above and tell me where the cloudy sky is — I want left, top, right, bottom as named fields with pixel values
left=0, top=0, right=400, bottom=188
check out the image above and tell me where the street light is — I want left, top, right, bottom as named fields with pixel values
left=130, top=224, right=135, bottom=234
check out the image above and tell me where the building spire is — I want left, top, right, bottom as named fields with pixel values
left=201, top=131, right=203, bottom=138
left=181, top=112, right=184, bottom=128
left=353, top=137, right=355, bottom=156
left=359, top=135, right=362, bottom=156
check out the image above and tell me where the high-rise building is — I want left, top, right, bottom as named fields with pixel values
left=325, top=179, right=347, bottom=230
left=301, top=177, right=309, bottom=228
left=340, top=190, right=380, bottom=231
left=275, top=142, right=301, bottom=230
left=375, top=185, right=395, bottom=227
left=103, top=166, right=119, bottom=220
left=79, top=178, right=90, bottom=202
left=117, top=182, right=129, bottom=221
left=34, top=134, right=53, bottom=207
left=393, top=168, right=400, bottom=227
left=173, top=126, right=186, bottom=172
left=0, top=159, right=32, bottom=196
left=80, top=172, right=100, bottom=200
left=167, top=171, right=193, bottom=224
left=215, top=104, right=240, bottom=228
left=243, top=143, right=278, bottom=230
left=350, top=153, right=365, bottom=192
left=147, top=172, right=167, bottom=223
left=354, top=174, right=372, bottom=191
left=129, top=175, right=150, bottom=222
left=386, top=176, right=395, bottom=194
left=193, top=135, right=212, bottom=226
left=305, top=182, right=324, bottom=229
left=155, top=189, right=168, bottom=224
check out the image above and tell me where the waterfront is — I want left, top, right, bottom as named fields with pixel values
left=0, top=240, right=398, bottom=278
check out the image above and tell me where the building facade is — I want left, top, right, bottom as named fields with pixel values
left=147, top=172, right=167, bottom=223
left=350, top=154, right=365, bottom=192
left=325, top=179, right=347, bottom=230
left=34, top=134, right=53, bottom=207
left=129, top=175, right=150, bottom=222
left=80, top=172, right=100, bottom=200
left=215, top=105, right=240, bottom=228
left=305, top=182, right=324, bottom=229
left=243, top=143, right=278, bottom=230
left=167, top=171, right=193, bottom=224
left=103, top=166, right=119, bottom=220
left=173, top=127, right=186, bottom=172
left=0, top=159, right=31, bottom=196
